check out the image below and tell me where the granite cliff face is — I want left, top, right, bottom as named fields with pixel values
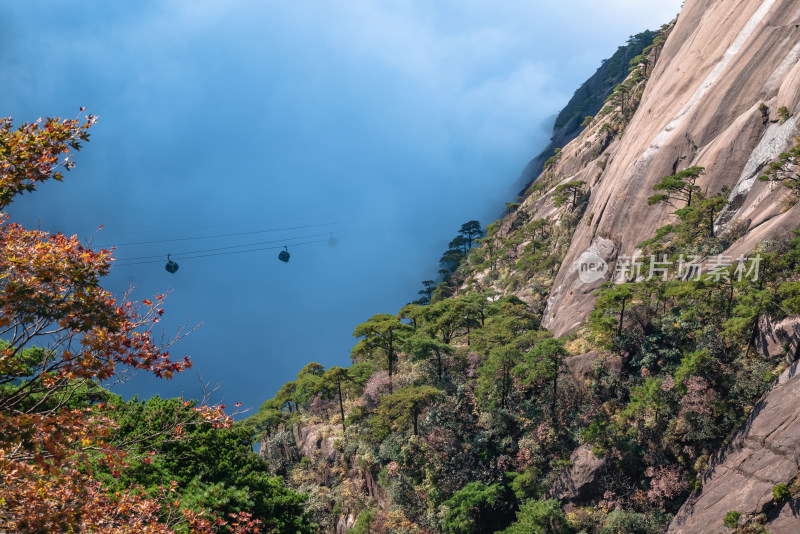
left=535, top=0, right=800, bottom=336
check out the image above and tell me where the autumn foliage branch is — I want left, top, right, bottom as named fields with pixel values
left=0, top=113, right=255, bottom=533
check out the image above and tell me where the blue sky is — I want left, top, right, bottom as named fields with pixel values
left=2, top=0, right=682, bottom=413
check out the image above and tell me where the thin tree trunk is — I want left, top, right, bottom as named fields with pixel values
left=745, top=315, right=760, bottom=359
left=551, top=366, right=558, bottom=429
left=337, top=380, right=346, bottom=434
left=388, top=334, right=394, bottom=393
left=728, top=283, right=734, bottom=316
left=502, top=365, right=509, bottom=409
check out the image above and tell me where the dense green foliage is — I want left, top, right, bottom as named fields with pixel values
left=102, top=395, right=315, bottom=533
left=442, top=482, right=511, bottom=534
left=500, top=499, right=574, bottom=534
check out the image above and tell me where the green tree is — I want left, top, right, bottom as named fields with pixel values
left=248, top=398, right=286, bottom=439
left=418, top=279, right=438, bottom=304
left=544, top=148, right=561, bottom=169
left=723, top=511, right=741, bottom=529
left=554, top=180, right=586, bottom=209
left=471, top=296, right=541, bottom=356
left=459, top=220, right=485, bottom=250
left=323, top=366, right=352, bottom=433
left=450, top=235, right=470, bottom=255
left=441, top=247, right=467, bottom=275
left=760, top=137, right=800, bottom=193
left=478, top=345, right=523, bottom=410
left=432, top=279, right=456, bottom=302
left=516, top=338, right=570, bottom=428
left=773, top=483, right=790, bottom=502
left=590, top=282, right=636, bottom=342
left=442, top=482, right=509, bottom=534
left=500, top=499, right=574, bottom=534
left=629, top=53, right=651, bottom=76
left=372, top=386, right=442, bottom=438
left=347, top=508, right=377, bottom=534
left=405, top=333, right=454, bottom=383
left=399, top=302, right=425, bottom=329
left=293, top=362, right=326, bottom=407
left=275, top=381, right=298, bottom=414
left=647, top=166, right=705, bottom=208
left=424, top=298, right=468, bottom=344
left=107, top=396, right=316, bottom=533
left=598, top=510, right=653, bottom=534
left=352, top=314, right=412, bottom=392
left=674, top=194, right=727, bottom=240
left=462, top=291, right=494, bottom=328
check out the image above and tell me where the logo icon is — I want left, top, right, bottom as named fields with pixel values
left=577, top=251, right=608, bottom=284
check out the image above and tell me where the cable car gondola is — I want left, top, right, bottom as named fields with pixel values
left=278, top=246, right=290, bottom=263
left=328, top=232, right=338, bottom=247
left=165, top=254, right=179, bottom=274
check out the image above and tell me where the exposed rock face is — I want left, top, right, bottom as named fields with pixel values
left=564, top=351, right=599, bottom=383
left=335, top=513, right=356, bottom=534
left=667, top=359, right=800, bottom=533
left=289, top=424, right=388, bottom=528
left=533, top=0, right=800, bottom=336
left=755, top=316, right=800, bottom=360
left=551, top=444, right=609, bottom=507
left=294, top=424, right=341, bottom=465
left=360, top=462, right=388, bottom=507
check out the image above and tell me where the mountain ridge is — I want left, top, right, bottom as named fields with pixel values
left=514, top=29, right=660, bottom=196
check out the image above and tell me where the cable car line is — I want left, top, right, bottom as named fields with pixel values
left=113, top=238, right=331, bottom=267
left=114, top=232, right=327, bottom=262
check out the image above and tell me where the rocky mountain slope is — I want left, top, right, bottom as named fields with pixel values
left=487, top=0, right=800, bottom=530
left=251, top=0, right=800, bottom=532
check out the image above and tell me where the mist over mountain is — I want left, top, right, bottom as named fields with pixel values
left=4, top=0, right=800, bottom=532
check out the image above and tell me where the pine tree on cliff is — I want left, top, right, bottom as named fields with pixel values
left=323, top=366, right=351, bottom=433
left=647, top=166, right=705, bottom=208
left=352, top=313, right=411, bottom=393
left=458, top=220, right=485, bottom=250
